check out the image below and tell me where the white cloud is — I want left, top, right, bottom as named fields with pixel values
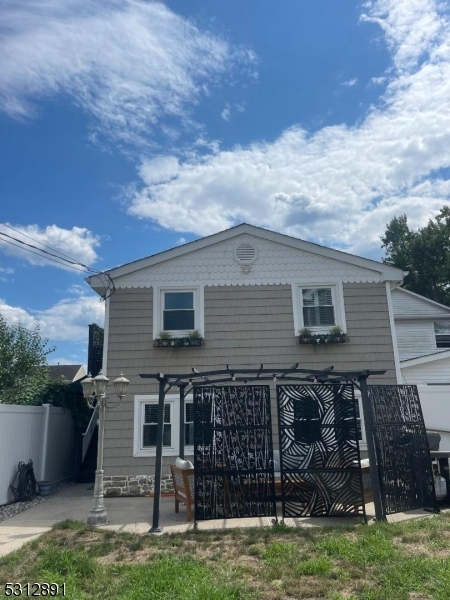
left=370, top=76, right=388, bottom=85
left=361, top=0, right=444, bottom=71
left=341, top=78, right=358, bottom=87
left=176, top=237, right=186, bottom=245
left=128, top=0, right=450, bottom=258
left=0, top=224, right=100, bottom=270
left=221, top=105, right=231, bottom=121
left=138, top=156, right=179, bottom=186
left=0, top=294, right=104, bottom=343
left=0, top=0, right=255, bottom=145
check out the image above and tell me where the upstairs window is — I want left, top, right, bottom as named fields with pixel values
left=163, top=291, right=195, bottom=332
left=302, top=287, right=335, bottom=327
left=434, top=321, right=450, bottom=348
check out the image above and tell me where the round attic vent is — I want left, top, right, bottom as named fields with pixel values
left=234, top=243, right=257, bottom=272
left=235, top=243, right=256, bottom=264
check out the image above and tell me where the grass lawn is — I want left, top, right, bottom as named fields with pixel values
left=1, top=513, right=450, bottom=599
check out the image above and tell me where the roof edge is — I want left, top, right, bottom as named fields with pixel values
left=401, top=349, right=450, bottom=368
left=395, top=287, right=450, bottom=314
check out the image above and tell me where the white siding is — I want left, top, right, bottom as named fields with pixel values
left=392, top=288, right=450, bottom=318
left=417, top=385, right=450, bottom=450
left=396, top=320, right=436, bottom=360
left=0, top=405, right=75, bottom=506
left=402, top=356, right=450, bottom=385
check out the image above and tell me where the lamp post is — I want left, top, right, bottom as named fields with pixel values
left=81, top=370, right=129, bottom=525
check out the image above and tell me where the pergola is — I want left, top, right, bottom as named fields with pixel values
left=140, top=364, right=387, bottom=532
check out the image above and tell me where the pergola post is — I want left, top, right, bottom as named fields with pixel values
left=179, top=384, right=186, bottom=460
left=359, top=375, right=386, bottom=522
left=149, top=376, right=166, bottom=533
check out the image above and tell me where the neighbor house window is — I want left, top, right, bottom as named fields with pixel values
left=302, top=287, right=335, bottom=327
left=434, top=321, right=450, bottom=348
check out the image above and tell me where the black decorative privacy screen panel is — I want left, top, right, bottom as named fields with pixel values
left=367, top=385, right=436, bottom=515
left=193, top=385, right=276, bottom=521
left=277, top=384, right=365, bottom=518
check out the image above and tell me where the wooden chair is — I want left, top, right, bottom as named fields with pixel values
left=170, top=465, right=195, bottom=522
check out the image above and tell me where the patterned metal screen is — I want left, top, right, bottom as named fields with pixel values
left=367, top=385, right=437, bottom=515
left=193, top=385, right=276, bottom=521
left=277, top=384, right=365, bottom=518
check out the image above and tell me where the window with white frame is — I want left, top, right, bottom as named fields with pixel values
left=134, top=394, right=194, bottom=457
left=163, top=291, right=195, bottom=332
left=153, top=286, right=204, bottom=338
left=434, top=321, right=450, bottom=348
left=293, top=283, right=346, bottom=334
left=302, top=288, right=335, bottom=327
left=142, top=403, right=172, bottom=448
left=185, top=401, right=194, bottom=447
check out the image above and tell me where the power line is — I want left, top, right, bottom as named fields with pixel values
left=0, top=222, right=95, bottom=269
left=0, top=231, right=94, bottom=270
left=0, top=224, right=116, bottom=299
left=0, top=236, right=92, bottom=273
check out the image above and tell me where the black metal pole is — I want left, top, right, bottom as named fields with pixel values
left=359, top=376, right=386, bottom=522
left=149, top=378, right=166, bottom=533
left=179, top=384, right=186, bottom=460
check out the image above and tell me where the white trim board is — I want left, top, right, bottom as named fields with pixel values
left=400, top=349, right=450, bottom=368
left=385, top=281, right=403, bottom=384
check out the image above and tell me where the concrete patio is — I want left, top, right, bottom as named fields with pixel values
left=0, top=483, right=440, bottom=557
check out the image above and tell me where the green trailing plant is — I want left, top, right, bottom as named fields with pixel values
left=299, top=327, right=312, bottom=337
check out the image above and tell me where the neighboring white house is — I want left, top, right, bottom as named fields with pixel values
left=392, top=286, right=450, bottom=449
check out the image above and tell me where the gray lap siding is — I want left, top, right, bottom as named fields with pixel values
left=104, top=283, right=396, bottom=476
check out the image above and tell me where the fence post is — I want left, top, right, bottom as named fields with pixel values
left=41, top=404, right=51, bottom=481
left=359, top=377, right=386, bottom=522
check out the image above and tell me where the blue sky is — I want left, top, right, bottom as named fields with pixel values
left=1, top=0, right=449, bottom=366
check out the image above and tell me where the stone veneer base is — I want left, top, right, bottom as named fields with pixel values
left=103, top=475, right=174, bottom=497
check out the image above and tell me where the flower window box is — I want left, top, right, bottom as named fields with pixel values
left=298, top=333, right=349, bottom=345
left=153, top=337, right=204, bottom=348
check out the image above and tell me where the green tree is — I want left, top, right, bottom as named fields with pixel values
left=37, top=376, right=91, bottom=429
left=381, top=206, right=450, bottom=306
left=0, top=314, right=54, bottom=404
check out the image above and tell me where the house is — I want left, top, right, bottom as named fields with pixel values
left=392, top=287, right=450, bottom=384
left=49, top=364, right=86, bottom=383
left=86, top=223, right=404, bottom=497
left=392, top=287, right=450, bottom=450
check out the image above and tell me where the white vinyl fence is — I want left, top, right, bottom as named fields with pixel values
left=0, top=404, right=76, bottom=505
left=417, top=385, right=450, bottom=451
